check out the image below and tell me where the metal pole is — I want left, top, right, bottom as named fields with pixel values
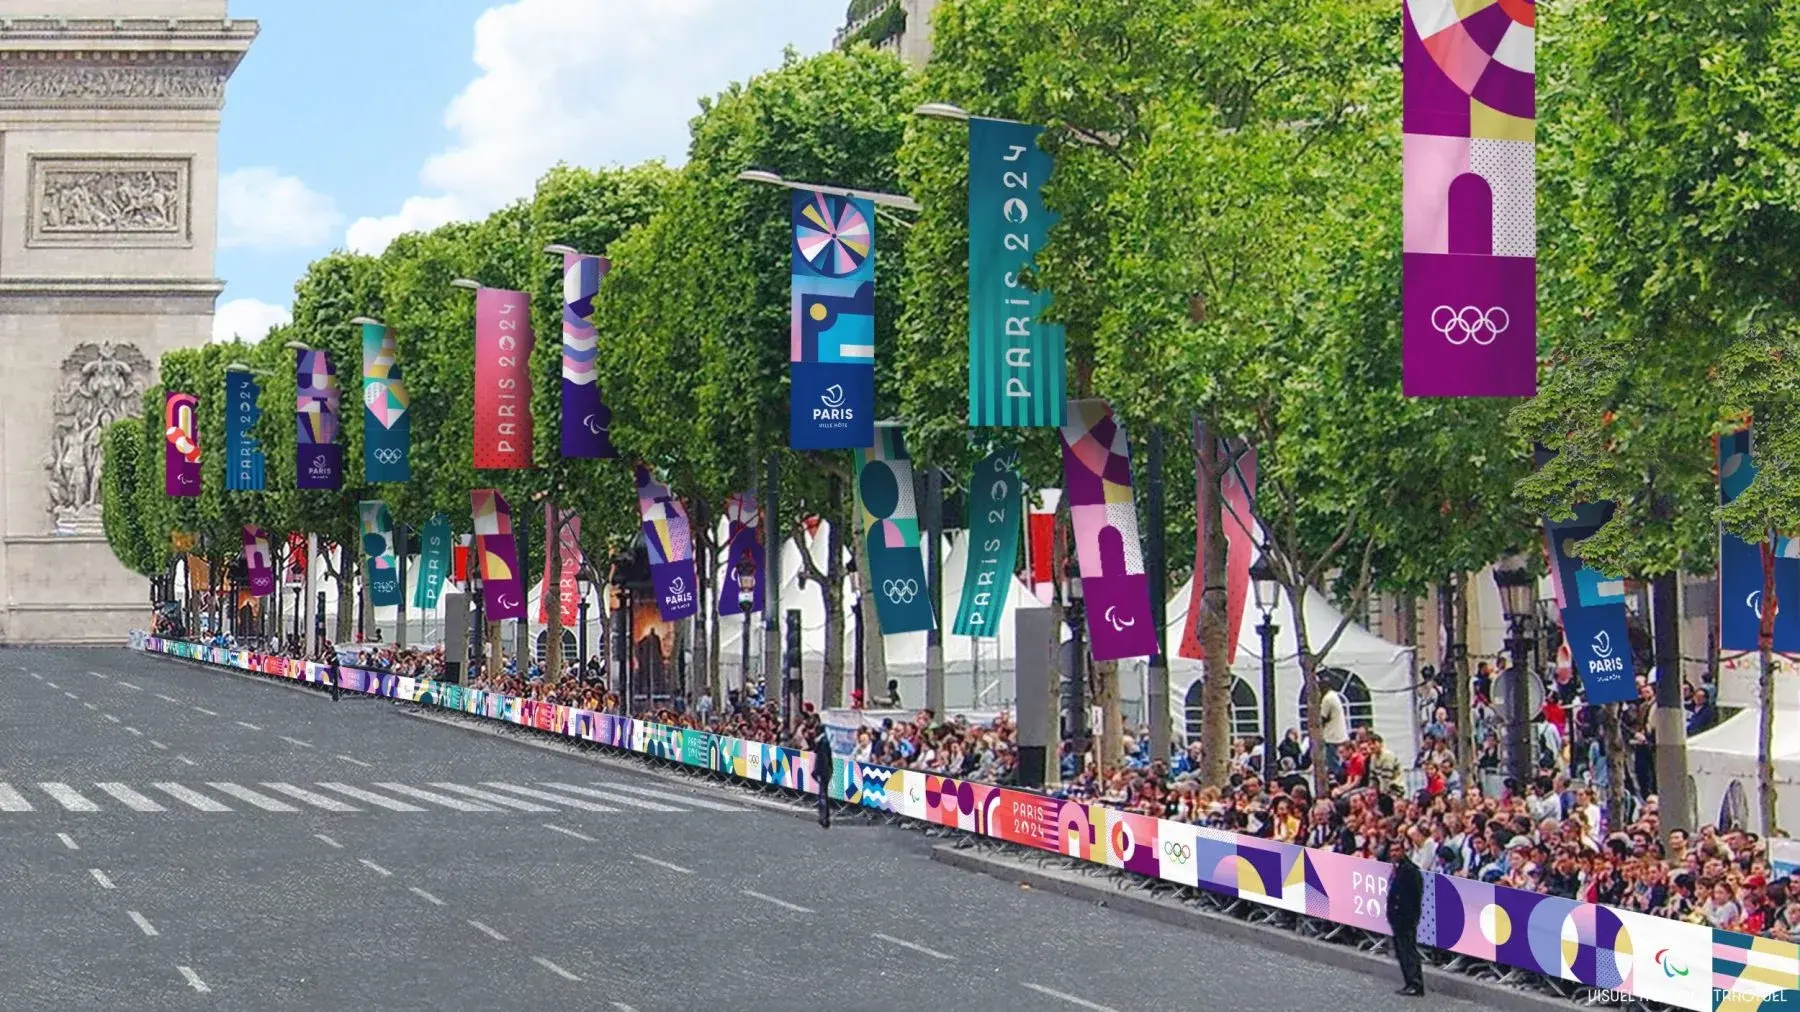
left=1260, top=617, right=1278, bottom=782
left=1652, top=571, right=1692, bottom=839
left=762, top=451, right=781, bottom=703
left=1507, top=620, right=1532, bottom=783
left=1146, top=425, right=1170, bottom=759
left=925, top=467, right=945, bottom=715
left=395, top=523, right=409, bottom=648
left=579, top=592, right=590, bottom=671
left=740, top=605, right=752, bottom=692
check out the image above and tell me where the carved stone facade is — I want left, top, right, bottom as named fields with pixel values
left=42, top=342, right=149, bottom=534
left=0, top=59, right=229, bottom=107
left=31, top=157, right=191, bottom=243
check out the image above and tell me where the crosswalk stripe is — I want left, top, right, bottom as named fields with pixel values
left=261, top=782, right=359, bottom=812
left=589, top=780, right=750, bottom=812
left=316, top=782, right=424, bottom=812
left=94, top=783, right=167, bottom=811
left=540, top=782, right=684, bottom=812
left=40, top=783, right=100, bottom=812
left=0, top=782, right=34, bottom=812
left=207, top=783, right=298, bottom=812
left=374, top=782, right=498, bottom=812
left=427, top=783, right=556, bottom=812
left=480, top=782, right=620, bottom=812
left=152, top=783, right=232, bottom=812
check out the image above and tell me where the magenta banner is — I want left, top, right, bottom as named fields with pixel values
left=474, top=287, right=534, bottom=469
left=1058, top=399, right=1156, bottom=661
left=1402, top=0, right=1536, bottom=397
left=472, top=488, right=526, bottom=621
left=163, top=391, right=200, bottom=497
left=242, top=525, right=275, bottom=597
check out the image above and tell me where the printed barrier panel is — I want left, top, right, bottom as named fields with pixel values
left=133, top=635, right=1799, bottom=1011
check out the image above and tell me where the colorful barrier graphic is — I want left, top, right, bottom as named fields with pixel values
left=131, top=632, right=1796, bottom=1011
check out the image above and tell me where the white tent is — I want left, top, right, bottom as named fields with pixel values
left=1130, top=576, right=1420, bottom=766
left=1689, top=656, right=1800, bottom=833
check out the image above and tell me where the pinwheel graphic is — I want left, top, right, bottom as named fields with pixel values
left=794, top=192, right=871, bottom=278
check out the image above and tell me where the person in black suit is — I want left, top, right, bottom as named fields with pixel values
left=1386, top=840, right=1425, bottom=996
left=809, top=716, right=834, bottom=829
left=325, top=642, right=341, bottom=702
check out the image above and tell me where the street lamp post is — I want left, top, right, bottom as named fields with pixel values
left=737, top=553, right=757, bottom=694
left=1061, top=558, right=1086, bottom=749
left=1250, top=556, right=1281, bottom=782
left=576, top=567, right=591, bottom=673
left=1494, top=552, right=1538, bottom=784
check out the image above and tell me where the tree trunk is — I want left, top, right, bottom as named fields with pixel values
left=1760, top=537, right=1781, bottom=836
left=1652, top=570, right=1692, bottom=844
left=1450, top=575, right=1476, bottom=790
left=488, top=620, right=503, bottom=680
left=1095, top=658, right=1123, bottom=781
left=334, top=552, right=354, bottom=643
left=1290, top=584, right=1329, bottom=800
left=1195, top=433, right=1233, bottom=788
left=545, top=504, right=564, bottom=680
left=1601, top=702, right=1631, bottom=818
left=822, top=475, right=846, bottom=709
left=854, top=513, right=889, bottom=697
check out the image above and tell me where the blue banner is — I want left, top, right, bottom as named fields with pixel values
left=361, top=321, right=410, bottom=483
left=1719, top=429, right=1800, bottom=652
left=224, top=370, right=264, bottom=491
left=855, top=424, right=935, bottom=634
left=789, top=189, right=874, bottom=450
left=359, top=500, right=401, bottom=608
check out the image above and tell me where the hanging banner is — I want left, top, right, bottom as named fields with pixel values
left=537, top=505, right=582, bottom=627
left=1402, top=0, right=1536, bottom=397
left=1027, top=489, right=1060, bottom=604
left=358, top=501, right=401, bottom=608
left=1179, top=427, right=1257, bottom=663
left=413, top=512, right=452, bottom=610
left=361, top=320, right=411, bottom=483
left=790, top=189, right=875, bottom=450
left=474, top=287, right=534, bottom=469
left=163, top=391, right=200, bottom=497
left=284, top=532, right=307, bottom=586
left=968, top=117, right=1066, bottom=427
left=224, top=371, right=264, bottom=492
left=855, top=424, right=936, bottom=634
left=1058, top=399, right=1156, bottom=661
left=953, top=449, right=1021, bottom=636
left=241, top=525, right=275, bottom=597
left=1719, top=429, right=1800, bottom=652
left=295, top=349, right=342, bottom=490
left=635, top=465, right=699, bottom=621
left=453, top=542, right=470, bottom=585
left=715, top=491, right=765, bottom=616
left=472, top=489, right=526, bottom=621
left=559, top=253, right=615, bottom=459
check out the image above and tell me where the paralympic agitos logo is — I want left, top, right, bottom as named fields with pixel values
left=1654, top=948, right=1688, bottom=978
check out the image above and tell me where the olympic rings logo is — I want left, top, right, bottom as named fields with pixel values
left=1430, top=305, right=1510, bottom=347
left=883, top=579, right=919, bottom=604
left=1162, top=841, right=1192, bottom=863
left=374, top=449, right=403, bottom=464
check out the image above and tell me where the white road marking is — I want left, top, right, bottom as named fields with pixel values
left=467, top=919, right=508, bottom=942
left=177, top=966, right=210, bottom=994
left=88, top=672, right=107, bottom=680
left=741, top=889, right=813, bottom=914
left=45, top=680, right=58, bottom=689
left=151, top=783, right=231, bottom=812
left=262, top=783, right=358, bottom=811
left=532, top=957, right=582, bottom=982
left=431, top=783, right=554, bottom=812
left=236, top=721, right=262, bottom=732
left=613, top=1004, right=640, bottom=1012
left=94, top=783, right=167, bottom=812
left=83, top=703, right=97, bottom=711
left=89, top=869, right=115, bottom=890
left=409, top=886, right=446, bottom=906
left=479, top=782, right=619, bottom=812
left=103, top=714, right=121, bottom=724
left=1020, top=983, right=1120, bottom=1012
left=63, top=691, right=78, bottom=700
left=374, top=782, right=499, bottom=811
left=29, top=672, right=41, bottom=680
left=126, top=727, right=144, bottom=737
left=317, top=783, right=424, bottom=812
left=541, top=823, right=596, bottom=842
left=314, top=833, right=342, bottom=849
left=336, top=755, right=371, bottom=767
left=119, top=681, right=143, bottom=692
left=177, top=756, right=197, bottom=767
left=0, top=783, right=33, bottom=811
left=193, top=706, right=218, bottom=716
left=40, top=783, right=100, bottom=812
left=150, top=740, right=168, bottom=750
left=57, top=832, right=78, bottom=850
left=633, top=854, right=694, bottom=875
left=279, top=735, right=313, bottom=748
left=872, top=933, right=952, bottom=960
left=207, top=783, right=298, bottom=811
left=358, top=859, right=392, bottom=877
left=127, top=911, right=159, bottom=937
left=156, top=694, right=178, bottom=703
left=540, top=782, right=682, bottom=812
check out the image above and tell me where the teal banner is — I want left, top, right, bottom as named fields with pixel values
left=855, top=424, right=936, bottom=634
left=358, top=501, right=401, bottom=607
left=361, top=320, right=411, bottom=483
left=952, top=449, right=1021, bottom=636
left=413, top=512, right=451, bottom=610
left=968, top=117, right=1065, bottom=429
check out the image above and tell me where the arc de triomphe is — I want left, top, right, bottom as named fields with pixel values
left=0, top=0, right=252, bottom=643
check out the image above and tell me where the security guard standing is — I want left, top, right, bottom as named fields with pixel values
left=1386, top=840, right=1425, bottom=996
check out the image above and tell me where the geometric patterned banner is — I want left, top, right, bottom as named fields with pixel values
left=359, top=500, right=401, bottom=608
left=225, top=370, right=264, bottom=492
left=1401, top=0, right=1537, bottom=397
left=242, top=525, right=275, bottom=597
left=1058, top=399, right=1156, bottom=661
left=1719, top=428, right=1800, bottom=652
left=1179, top=427, right=1256, bottom=663
left=537, top=504, right=582, bottom=627
left=716, top=490, right=765, bottom=617
left=471, top=489, right=525, bottom=622
left=559, top=252, right=614, bottom=459
left=163, top=390, right=200, bottom=497
left=854, top=424, right=935, bottom=635
left=295, top=349, right=341, bottom=490
left=360, top=320, right=410, bottom=483
left=634, top=465, right=698, bottom=622
left=789, top=189, right=875, bottom=450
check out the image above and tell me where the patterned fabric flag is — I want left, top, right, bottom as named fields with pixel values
left=716, top=491, right=765, bottom=616
left=1179, top=426, right=1257, bottom=663
left=635, top=465, right=699, bottom=621
left=790, top=189, right=875, bottom=450
left=360, top=320, right=410, bottom=483
left=412, top=512, right=452, bottom=610
left=358, top=501, right=401, bottom=608
left=241, top=525, right=275, bottom=597
left=537, top=505, right=583, bottom=626
left=284, top=531, right=307, bottom=586
left=295, top=349, right=341, bottom=489
left=471, top=489, right=526, bottom=621
left=953, top=449, right=1021, bottom=636
left=968, top=117, right=1065, bottom=427
left=855, top=424, right=936, bottom=634
left=1058, top=399, right=1156, bottom=661
left=1719, top=429, right=1800, bottom=652
left=224, top=371, right=264, bottom=492
left=1402, top=0, right=1537, bottom=396
left=163, top=391, right=200, bottom=497
left=474, top=287, right=534, bottom=469
left=559, top=253, right=614, bottom=458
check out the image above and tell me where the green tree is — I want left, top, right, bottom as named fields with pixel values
left=101, top=416, right=157, bottom=584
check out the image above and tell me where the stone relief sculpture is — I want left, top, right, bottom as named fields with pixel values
left=0, top=65, right=229, bottom=106
left=36, top=163, right=186, bottom=235
left=43, top=342, right=150, bottom=535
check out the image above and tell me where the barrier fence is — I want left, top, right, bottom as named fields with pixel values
left=132, top=633, right=1795, bottom=1011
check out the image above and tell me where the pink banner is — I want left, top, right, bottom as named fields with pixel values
left=537, top=505, right=582, bottom=627
left=474, top=287, right=533, bottom=469
left=1179, top=431, right=1256, bottom=662
left=241, top=525, right=275, bottom=597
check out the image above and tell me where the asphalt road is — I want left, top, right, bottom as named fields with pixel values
left=0, top=646, right=1491, bottom=1012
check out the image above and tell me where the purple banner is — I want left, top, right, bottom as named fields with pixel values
left=295, top=349, right=342, bottom=489
left=560, top=252, right=614, bottom=458
left=1058, top=399, right=1156, bottom=661
left=242, top=525, right=275, bottom=597
left=636, top=465, right=698, bottom=621
left=472, top=488, right=526, bottom=622
left=163, top=391, right=200, bottom=497
left=716, top=491, right=765, bottom=616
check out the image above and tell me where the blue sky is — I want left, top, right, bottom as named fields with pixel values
left=214, top=0, right=847, bottom=342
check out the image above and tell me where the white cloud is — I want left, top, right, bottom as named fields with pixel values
left=219, top=167, right=343, bottom=250
left=212, top=298, right=293, bottom=344
left=345, top=0, right=843, bottom=255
